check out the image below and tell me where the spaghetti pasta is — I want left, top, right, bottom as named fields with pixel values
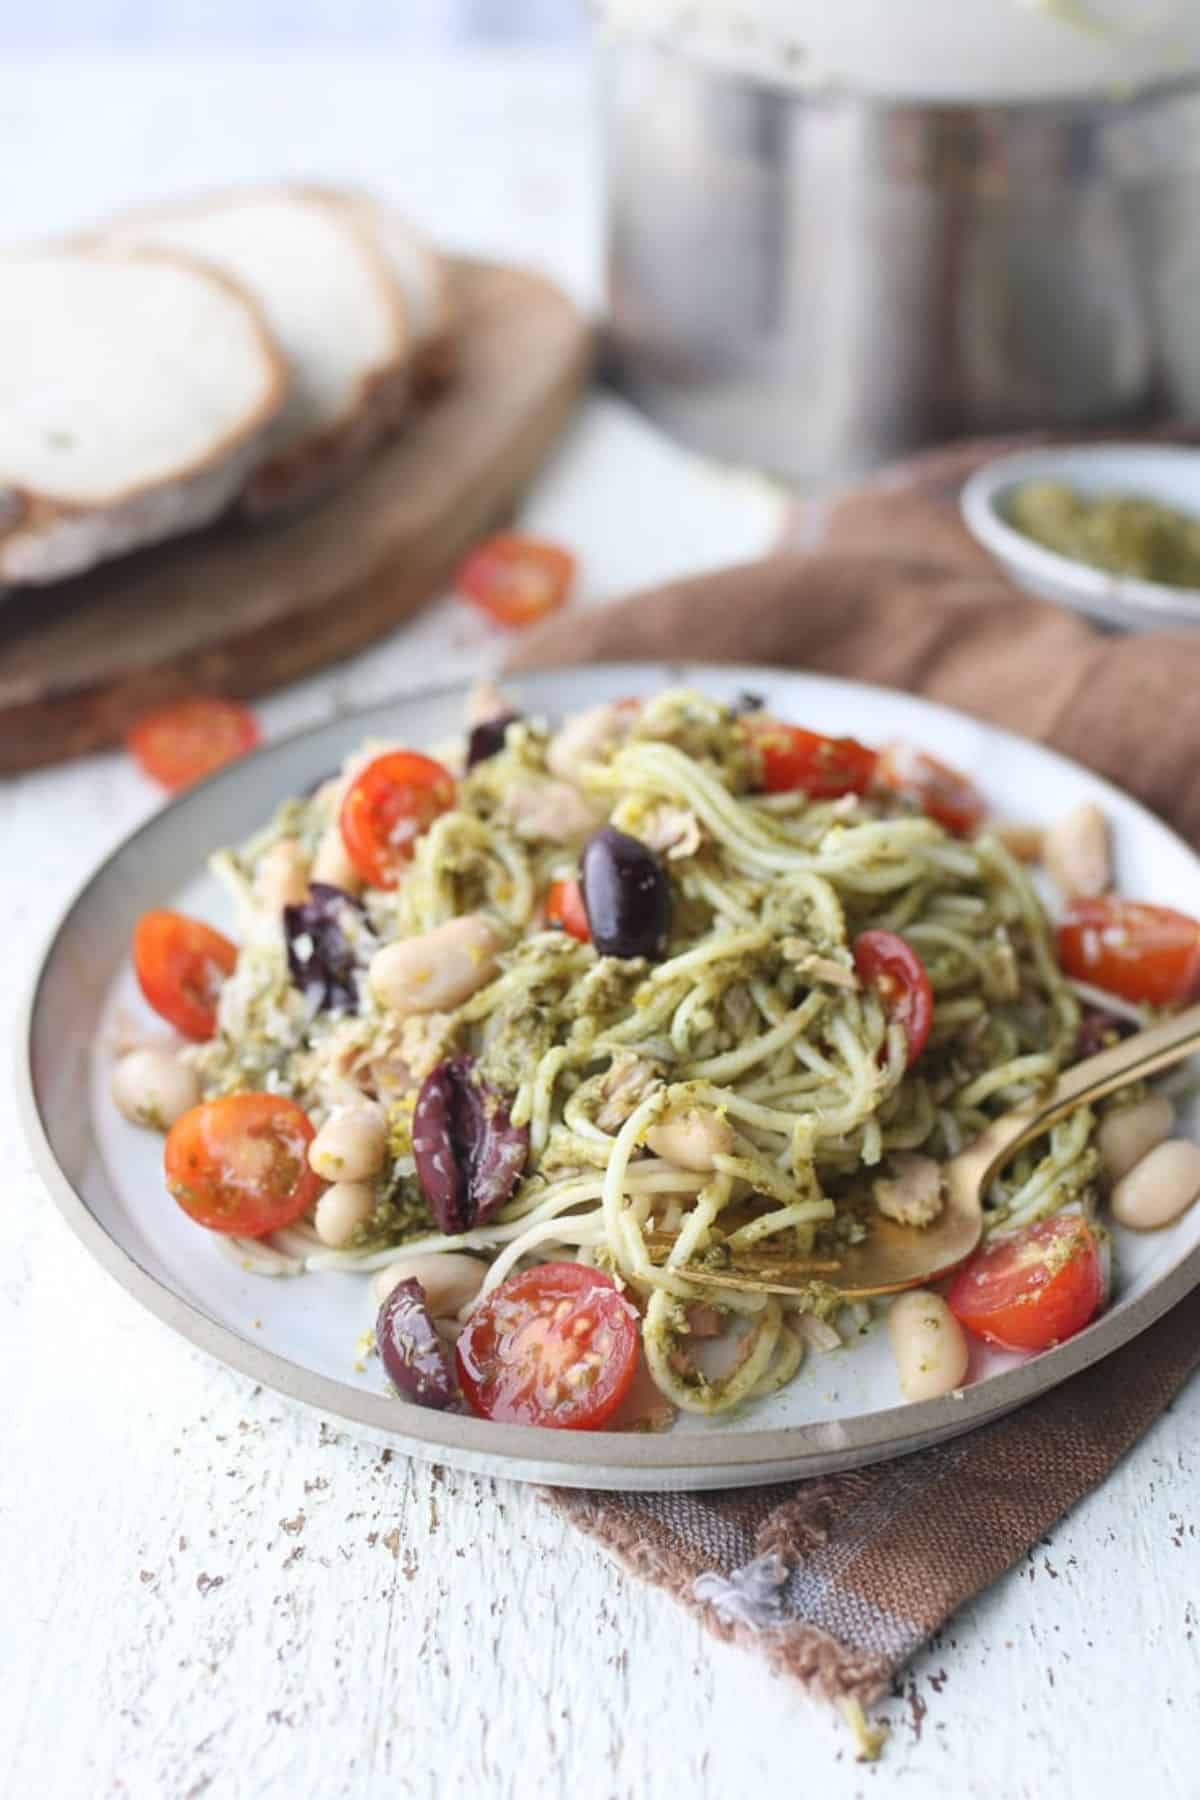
left=187, top=688, right=1102, bottom=1417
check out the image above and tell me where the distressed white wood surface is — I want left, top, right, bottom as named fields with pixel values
left=3, top=50, right=1200, bottom=1800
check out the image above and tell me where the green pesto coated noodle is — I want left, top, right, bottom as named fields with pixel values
left=194, top=686, right=1103, bottom=1420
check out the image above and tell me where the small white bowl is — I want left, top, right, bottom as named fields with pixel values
left=960, top=443, right=1200, bottom=632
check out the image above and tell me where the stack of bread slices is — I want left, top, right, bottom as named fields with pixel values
left=0, top=184, right=454, bottom=587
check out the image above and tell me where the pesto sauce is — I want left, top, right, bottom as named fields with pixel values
left=1008, top=479, right=1200, bottom=588
left=349, top=1177, right=433, bottom=1253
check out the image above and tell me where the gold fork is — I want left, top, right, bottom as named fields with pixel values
left=645, top=1001, right=1200, bottom=1300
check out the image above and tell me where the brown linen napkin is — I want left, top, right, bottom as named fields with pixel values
left=507, top=435, right=1200, bottom=1723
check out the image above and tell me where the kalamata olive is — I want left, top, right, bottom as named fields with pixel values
left=376, top=1278, right=460, bottom=1410
left=1075, top=1006, right=1134, bottom=1060
left=412, top=1056, right=529, bottom=1235
left=284, top=882, right=372, bottom=1014
left=579, top=826, right=671, bottom=960
left=466, top=712, right=521, bottom=770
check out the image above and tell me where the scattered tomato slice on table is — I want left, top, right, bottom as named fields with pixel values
left=876, top=743, right=986, bottom=835
left=743, top=718, right=877, bottom=797
left=1058, top=897, right=1200, bottom=1007
left=133, top=908, right=237, bottom=1041
left=455, top=1261, right=640, bottom=1428
left=545, top=877, right=590, bottom=943
left=164, top=1093, right=321, bottom=1237
left=456, top=531, right=576, bottom=627
left=126, top=696, right=259, bottom=790
left=947, top=1215, right=1105, bottom=1352
left=339, top=749, right=456, bottom=889
left=852, top=929, right=933, bottom=1067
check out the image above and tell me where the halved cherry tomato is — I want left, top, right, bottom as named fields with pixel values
left=875, top=743, right=986, bottom=835
left=126, top=697, right=259, bottom=790
left=133, top=909, right=237, bottom=1041
left=456, top=532, right=576, bottom=627
left=455, top=1261, right=640, bottom=1429
left=164, top=1093, right=322, bottom=1237
left=947, top=1215, right=1105, bottom=1352
left=853, top=929, right=933, bottom=1066
left=339, top=750, right=456, bottom=889
left=1058, top=897, right=1200, bottom=1007
left=743, top=718, right=877, bottom=798
left=545, top=877, right=590, bottom=943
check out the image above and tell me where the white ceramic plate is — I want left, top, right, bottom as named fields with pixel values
left=19, top=663, right=1200, bottom=1491
left=960, top=443, right=1200, bottom=632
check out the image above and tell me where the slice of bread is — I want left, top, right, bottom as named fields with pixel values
left=307, top=187, right=456, bottom=390
left=0, top=247, right=285, bottom=587
left=105, top=187, right=412, bottom=517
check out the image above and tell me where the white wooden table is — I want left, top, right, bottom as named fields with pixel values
left=3, top=50, right=1199, bottom=1800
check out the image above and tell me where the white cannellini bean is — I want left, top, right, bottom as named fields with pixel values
left=110, top=1048, right=199, bottom=1131
left=308, top=1103, right=387, bottom=1181
left=1097, top=1092, right=1174, bottom=1183
left=107, top=1011, right=183, bottom=1057
left=646, top=1108, right=734, bottom=1173
left=888, top=1291, right=969, bottom=1402
left=990, top=821, right=1045, bottom=863
left=368, top=914, right=504, bottom=1016
left=1110, top=1137, right=1200, bottom=1231
left=255, top=837, right=311, bottom=911
left=311, top=824, right=363, bottom=895
left=1043, top=801, right=1111, bottom=902
left=313, top=1181, right=376, bottom=1248
left=546, top=702, right=631, bottom=784
left=369, top=1253, right=487, bottom=1319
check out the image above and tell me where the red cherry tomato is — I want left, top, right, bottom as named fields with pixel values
left=876, top=743, right=986, bottom=835
left=743, top=718, right=877, bottom=798
left=456, top=532, right=576, bottom=628
left=164, top=1093, right=322, bottom=1237
left=455, top=1261, right=640, bottom=1429
left=1058, top=897, right=1200, bottom=1007
left=126, top=697, right=259, bottom=790
left=545, top=877, right=590, bottom=943
left=339, top=750, right=456, bottom=889
left=133, top=908, right=237, bottom=1041
left=947, top=1215, right=1105, bottom=1352
left=853, top=929, right=933, bottom=1067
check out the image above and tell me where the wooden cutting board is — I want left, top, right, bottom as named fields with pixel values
left=0, top=258, right=591, bottom=773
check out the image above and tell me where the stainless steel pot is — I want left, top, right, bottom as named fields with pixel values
left=602, top=42, right=1200, bottom=480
